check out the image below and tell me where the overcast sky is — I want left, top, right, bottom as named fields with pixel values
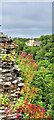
left=0, top=2, right=52, bottom=38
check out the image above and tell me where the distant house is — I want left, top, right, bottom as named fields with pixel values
left=25, top=39, right=41, bottom=46
left=34, top=40, right=41, bottom=46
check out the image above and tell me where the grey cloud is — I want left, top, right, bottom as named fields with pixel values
left=0, top=3, right=2, bottom=28
left=2, top=0, right=53, bottom=2
left=2, top=2, right=52, bottom=37
left=52, top=1, right=54, bottom=34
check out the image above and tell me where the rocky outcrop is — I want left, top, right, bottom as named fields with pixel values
left=0, top=33, right=24, bottom=120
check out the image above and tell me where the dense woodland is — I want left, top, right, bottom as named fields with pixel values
left=13, top=34, right=53, bottom=118
left=0, top=34, right=53, bottom=119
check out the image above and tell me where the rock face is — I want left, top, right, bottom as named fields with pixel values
left=0, top=33, right=24, bottom=119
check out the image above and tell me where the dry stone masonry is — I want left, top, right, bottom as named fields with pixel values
left=0, top=33, right=24, bottom=120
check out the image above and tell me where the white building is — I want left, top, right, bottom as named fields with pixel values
left=25, top=39, right=41, bottom=46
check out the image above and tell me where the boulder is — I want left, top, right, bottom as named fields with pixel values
left=3, top=82, right=11, bottom=86
left=18, top=83, right=24, bottom=87
left=12, top=79, right=18, bottom=84
left=17, top=77, right=22, bottom=81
